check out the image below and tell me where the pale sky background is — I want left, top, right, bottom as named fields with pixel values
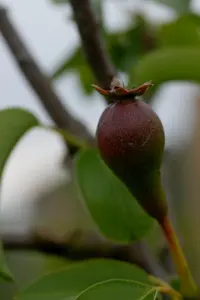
left=0, top=0, right=200, bottom=229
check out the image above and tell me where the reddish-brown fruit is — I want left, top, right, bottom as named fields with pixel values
left=94, top=78, right=168, bottom=222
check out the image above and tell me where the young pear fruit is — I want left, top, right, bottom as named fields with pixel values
left=93, top=78, right=168, bottom=222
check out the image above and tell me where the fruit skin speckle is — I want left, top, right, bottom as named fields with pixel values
left=94, top=80, right=168, bottom=222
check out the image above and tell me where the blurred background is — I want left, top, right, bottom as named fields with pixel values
left=0, top=0, right=200, bottom=299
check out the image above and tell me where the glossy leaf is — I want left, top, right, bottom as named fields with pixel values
left=75, top=149, right=154, bottom=243
left=16, top=259, right=149, bottom=300
left=0, top=108, right=39, bottom=180
left=133, top=47, right=200, bottom=86
left=0, top=241, right=13, bottom=281
left=158, top=14, right=200, bottom=48
left=76, top=279, right=157, bottom=300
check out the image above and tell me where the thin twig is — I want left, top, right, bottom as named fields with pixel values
left=69, top=0, right=116, bottom=90
left=0, top=5, right=93, bottom=155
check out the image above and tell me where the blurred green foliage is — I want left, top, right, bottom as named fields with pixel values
left=0, top=108, right=39, bottom=181
left=51, top=14, right=155, bottom=94
left=133, top=47, right=200, bottom=86
left=51, top=0, right=200, bottom=99
left=0, top=251, right=71, bottom=300
left=152, top=0, right=191, bottom=13
left=51, top=0, right=68, bottom=4
left=157, top=14, right=200, bottom=48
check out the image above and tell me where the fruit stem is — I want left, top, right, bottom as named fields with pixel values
left=157, top=286, right=182, bottom=299
left=149, top=275, right=182, bottom=299
left=160, top=216, right=198, bottom=297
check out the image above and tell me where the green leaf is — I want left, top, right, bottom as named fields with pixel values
left=51, top=48, right=83, bottom=80
left=158, top=14, right=200, bottom=48
left=0, top=241, right=14, bottom=281
left=76, top=279, right=157, bottom=300
left=75, top=149, right=154, bottom=243
left=0, top=108, right=39, bottom=181
left=152, top=0, right=191, bottom=13
left=106, top=15, right=154, bottom=73
left=78, top=65, right=95, bottom=95
left=16, top=259, right=149, bottom=300
left=133, top=47, right=200, bottom=86
left=51, top=48, right=95, bottom=95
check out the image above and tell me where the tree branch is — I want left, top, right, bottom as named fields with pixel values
left=2, top=230, right=168, bottom=280
left=0, top=5, right=93, bottom=155
left=69, top=0, right=116, bottom=90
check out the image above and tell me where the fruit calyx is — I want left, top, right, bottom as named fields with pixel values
left=92, top=77, right=153, bottom=100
